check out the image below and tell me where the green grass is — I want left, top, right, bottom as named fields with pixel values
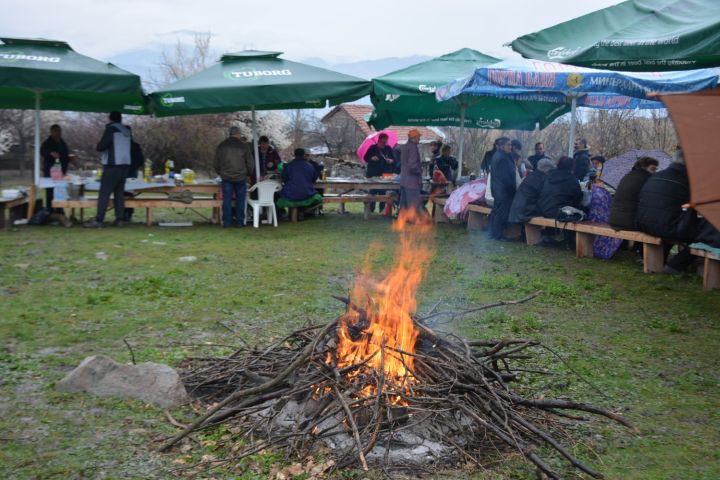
left=1, top=211, right=719, bottom=479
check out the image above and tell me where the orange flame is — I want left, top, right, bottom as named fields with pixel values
left=333, top=208, right=434, bottom=399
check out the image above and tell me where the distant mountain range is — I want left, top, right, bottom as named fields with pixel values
left=107, top=44, right=432, bottom=92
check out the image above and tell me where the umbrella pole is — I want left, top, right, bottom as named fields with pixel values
left=34, top=91, right=41, bottom=186
left=457, top=104, right=467, bottom=178
left=251, top=106, right=261, bottom=181
left=567, top=96, right=577, bottom=158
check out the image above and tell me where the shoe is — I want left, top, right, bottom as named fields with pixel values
left=113, top=219, right=125, bottom=228
left=83, top=219, right=103, bottom=228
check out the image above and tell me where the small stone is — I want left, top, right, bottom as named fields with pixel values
left=179, top=256, right=197, bottom=262
left=95, top=252, right=108, bottom=261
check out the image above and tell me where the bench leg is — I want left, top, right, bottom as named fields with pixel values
left=643, top=243, right=664, bottom=273
left=433, top=204, right=449, bottom=223
left=576, top=232, right=595, bottom=258
left=467, top=211, right=485, bottom=231
left=146, top=208, right=152, bottom=227
left=290, top=207, right=298, bottom=223
left=703, top=258, right=720, bottom=291
left=363, top=202, right=371, bottom=220
left=525, top=224, right=543, bottom=245
left=339, top=203, right=346, bottom=214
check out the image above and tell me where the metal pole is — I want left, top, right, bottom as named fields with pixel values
left=251, top=107, right=261, bottom=181
left=34, top=92, right=41, bottom=186
left=567, top=97, right=577, bottom=158
left=457, top=104, right=467, bottom=178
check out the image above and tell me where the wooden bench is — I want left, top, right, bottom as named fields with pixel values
left=53, top=198, right=222, bottom=226
left=432, top=199, right=520, bottom=238
left=690, top=248, right=720, bottom=291
left=466, top=203, right=493, bottom=231
left=525, top=217, right=665, bottom=273
left=0, top=195, right=30, bottom=229
left=431, top=197, right=450, bottom=223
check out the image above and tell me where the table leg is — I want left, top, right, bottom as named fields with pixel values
left=703, top=257, right=720, bottom=291
left=146, top=208, right=152, bottom=227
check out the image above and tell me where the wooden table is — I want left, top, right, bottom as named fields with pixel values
left=0, top=195, right=30, bottom=229
left=315, top=179, right=400, bottom=214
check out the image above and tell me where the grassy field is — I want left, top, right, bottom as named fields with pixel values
left=1, top=208, right=719, bottom=479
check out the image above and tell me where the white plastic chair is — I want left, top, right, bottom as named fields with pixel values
left=246, top=180, right=281, bottom=228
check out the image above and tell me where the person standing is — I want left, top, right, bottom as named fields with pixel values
left=573, top=138, right=591, bottom=181
left=40, top=124, right=72, bottom=210
left=399, top=129, right=423, bottom=212
left=214, top=126, right=254, bottom=228
left=527, top=142, right=551, bottom=171
left=488, top=137, right=516, bottom=240
left=85, top=112, right=132, bottom=228
left=480, top=140, right=498, bottom=174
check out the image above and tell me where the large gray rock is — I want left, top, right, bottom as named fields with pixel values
left=56, top=355, right=189, bottom=408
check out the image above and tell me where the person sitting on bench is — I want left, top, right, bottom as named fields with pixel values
left=537, top=156, right=583, bottom=219
left=277, top=148, right=322, bottom=219
left=636, top=146, right=720, bottom=273
left=608, top=156, right=658, bottom=231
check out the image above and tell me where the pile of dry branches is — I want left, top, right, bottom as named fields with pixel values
left=160, top=294, right=633, bottom=479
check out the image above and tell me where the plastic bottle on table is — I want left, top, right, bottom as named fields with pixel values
left=144, top=160, right=152, bottom=182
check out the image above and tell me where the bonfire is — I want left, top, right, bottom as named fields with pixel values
left=160, top=209, right=633, bottom=479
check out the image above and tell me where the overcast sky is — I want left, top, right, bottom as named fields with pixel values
left=2, top=0, right=622, bottom=65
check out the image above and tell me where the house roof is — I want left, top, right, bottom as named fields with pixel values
left=322, top=104, right=444, bottom=143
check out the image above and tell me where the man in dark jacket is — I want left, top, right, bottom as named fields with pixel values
left=214, top=126, right=254, bottom=227
left=608, top=157, right=658, bottom=231
left=480, top=141, right=498, bottom=174
left=364, top=133, right=396, bottom=213
left=636, top=154, right=693, bottom=241
left=488, top=137, right=516, bottom=240
left=280, top=148, right=320, bottom=202
left=430, top=145, right=458, bottom=182
left=40, top=124, right=72, bottom=210
left=537, top=155, right=582, bottom=218
left=636, top=148, right=720, bottom=271
left=85, top=111, right=132, bottom=228
left=527, top=142, right=552, bottom=171
left=573, top=138, right=591, bottom=181
left=509, top=158, right=555, bottom=224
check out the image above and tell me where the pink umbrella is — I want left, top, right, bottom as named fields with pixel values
left=356, top=130, right=398, bottom=164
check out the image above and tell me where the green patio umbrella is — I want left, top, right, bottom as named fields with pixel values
left=0, top=37, right=147, bottom=184
left=150, top=50, right=372, bottom=179
left=370, top=48, right=570, bottom=175
left=510, top=0, right=720, bottom=71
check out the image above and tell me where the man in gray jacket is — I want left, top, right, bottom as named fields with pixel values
left=85, top=111, right=132, bottom=228
left=214, top=126, right=254, bottom=227
left=399, top=128, right=423, bottom=212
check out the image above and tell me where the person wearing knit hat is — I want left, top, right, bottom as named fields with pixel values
left=399, top=128, right=424, bottom=212
left=508, top=149, right=555, bottom=224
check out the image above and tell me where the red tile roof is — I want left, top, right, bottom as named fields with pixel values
left=322, top=104, right=444, bottom=143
